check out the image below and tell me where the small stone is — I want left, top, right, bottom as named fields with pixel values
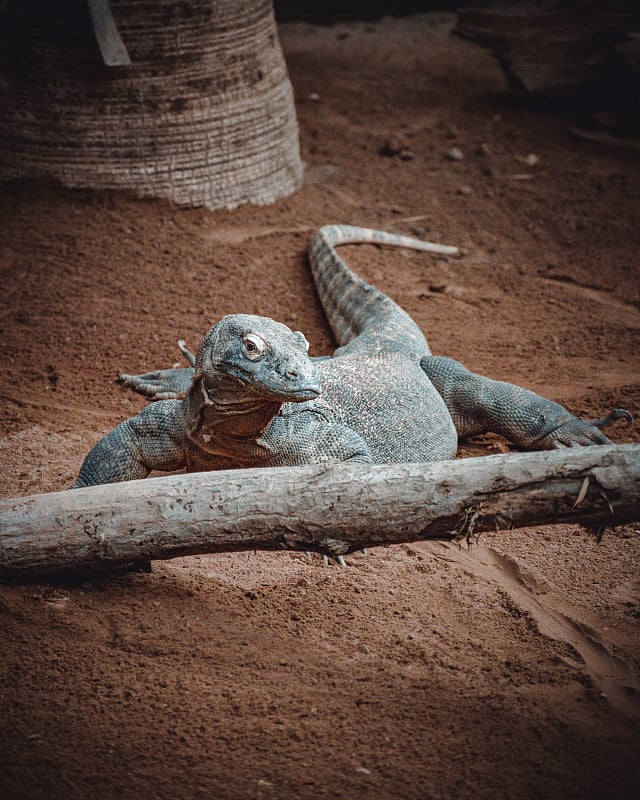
left=308, top=92, right=320, bottom=102
left=445, top=147, right=464, bottom=162
left=381, top=134, right=414, bottom=160
left=517, top=153, right=539, bottom=167
left=476, top=143, right=490, bottom=157
left=457, top=185, right=472, bottom=195
left=46, top=365, right=59, bottom=386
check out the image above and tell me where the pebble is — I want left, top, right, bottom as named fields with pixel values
left=445, top=147, right=464, bottom=162
left=381, top=134, right=415, bottom=160
left=517, top=153, right=539, bottom=167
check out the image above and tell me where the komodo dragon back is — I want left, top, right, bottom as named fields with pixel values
left=306, top=225, right=461, bottom=463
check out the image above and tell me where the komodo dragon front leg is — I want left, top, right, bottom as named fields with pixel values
left=422, top=355, right=632, bottom=449
left=118, top=340, right=196, bottom=400
left=74, top=401, right=189, bottom=486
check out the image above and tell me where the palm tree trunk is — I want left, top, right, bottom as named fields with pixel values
left=0, top=0, right=302, bottom=209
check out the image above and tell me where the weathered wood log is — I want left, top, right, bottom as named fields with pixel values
left=1, top=445, right=638, bottom=581
left=455, top=2, right=640, bottom=98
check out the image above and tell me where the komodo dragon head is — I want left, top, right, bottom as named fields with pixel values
left=193, top=314, right=321, bottom=405
left=184, top=314, right=322, bottom=458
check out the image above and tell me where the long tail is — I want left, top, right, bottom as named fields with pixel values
left=308, top=225, right=459, bottom=347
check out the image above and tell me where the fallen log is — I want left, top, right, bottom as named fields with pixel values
left=0, top=444, right=638, bottom=581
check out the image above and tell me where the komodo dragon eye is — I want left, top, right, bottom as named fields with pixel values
left=243, top=333, right=266, bottom=360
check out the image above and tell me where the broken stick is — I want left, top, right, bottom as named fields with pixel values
left=0, top=445, right=638, bottom=580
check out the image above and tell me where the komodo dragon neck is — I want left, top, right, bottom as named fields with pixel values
left=184, top=374, right=283, bottom=462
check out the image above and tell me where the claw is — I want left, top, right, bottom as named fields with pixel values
left=116, top=367, right=192, bottom=401
left=178, top=339, right=196, bottom=367
left=312, top=552, right=349, bottom=566
left=593, top=408, right=633, bottom=430
left=117, top=372, right=158, bottom=397
left=305, top=549, right=366, bottom=565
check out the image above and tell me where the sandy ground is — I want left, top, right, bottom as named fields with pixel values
left=1, top=14, right=640, bottom=800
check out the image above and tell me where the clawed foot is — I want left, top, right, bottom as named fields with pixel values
left=592, top=408, right=633, bottom=430
left=545, top=407, right=633, bottom=449
left=117, top=367, right=194, bottom=401
left=117, top=340, right=196, bottom=401
left=305, top=550, right=367, bottom=566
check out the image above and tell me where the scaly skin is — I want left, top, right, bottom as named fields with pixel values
left=73, top=226, right=631, bottom=488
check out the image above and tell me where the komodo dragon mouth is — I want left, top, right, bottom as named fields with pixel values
left=200, top=372, right=322, bottom=406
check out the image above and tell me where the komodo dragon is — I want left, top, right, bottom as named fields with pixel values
left=73, top=225, right=631, bottom=489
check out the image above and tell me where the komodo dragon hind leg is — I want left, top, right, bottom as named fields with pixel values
left=422, top=355, right=634, bottom=449
left=117, top=339, right=196, bottom=401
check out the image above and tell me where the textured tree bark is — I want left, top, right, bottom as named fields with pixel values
left=1, top=445, right=638, bottom=581
left=0, top=0, right=302, bottom=210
